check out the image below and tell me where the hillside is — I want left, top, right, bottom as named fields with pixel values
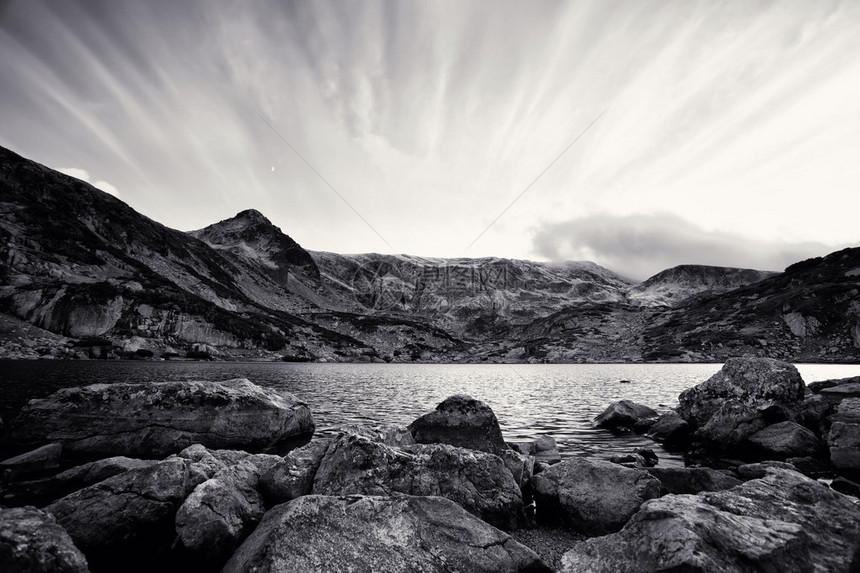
left=1, top=144, right=858, bottom=363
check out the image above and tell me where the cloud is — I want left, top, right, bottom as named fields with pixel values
left=532, top=213, right=843, bottom=281
left=58, top=167, right=121, bottom=198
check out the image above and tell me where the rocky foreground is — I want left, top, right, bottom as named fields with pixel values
left=1, top=357, right=860, bottom=572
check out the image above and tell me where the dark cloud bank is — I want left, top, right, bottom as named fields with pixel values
left=532, top=213, right=843, bottom=281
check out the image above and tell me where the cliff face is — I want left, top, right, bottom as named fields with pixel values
left=1, top=144, right=858, bottom=363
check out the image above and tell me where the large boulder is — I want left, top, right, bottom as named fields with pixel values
left=646, top=467, right=742, bottom=495
left=259, top=438, right=332, bottom=504
left=222, top=495, right=551, bottom=573
left=532, top=457, right=660, bottom=534
left=44, top=458, right=206, bottom=572
left=828, top=397, right=860, bottom=476
left=747, top=421, right=823, bottom=459
left=677, top=357, right=805, bottom=430
left=3, top=379, right=314, bottom=460
left=408, top=394, right=507, bottom=455
left=0, top=443, right=63, bottom=479
left=560, top=468, right=860, bottom=573
left=312, top=434, right=524, bottom=529
left=592, top=400, right=658, bottom=432
left=0, top=506, right=89, bottom=573
left=695, top=401, right=767, bottom=446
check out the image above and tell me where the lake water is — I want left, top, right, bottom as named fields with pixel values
left=2, top=361, right=858, bottom=467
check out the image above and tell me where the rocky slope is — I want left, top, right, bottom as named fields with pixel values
left=0, top=144, right=858, bottom=363
left=628, top=265, right=776, bottom=307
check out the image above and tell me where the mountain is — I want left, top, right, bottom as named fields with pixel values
left=0, top=145, right=371, bottom=361
left=641, top=248, right=860, bottom=362
left=1, top=144, right=858, bottom=363
left=628, top=265, right=777, bottom=307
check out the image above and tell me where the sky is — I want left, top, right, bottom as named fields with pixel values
left=1, top=0, right=859, bottom=280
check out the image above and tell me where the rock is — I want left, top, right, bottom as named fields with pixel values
left=45, top=457, right=206, bottom=571
left=259, top=438, right=332, bottom=504
left=408, top=394, right=507, bottom=455
left=532, top=457, right=661, bottom=534
left=0, top=506, right=89, bottom=573
left=831, top=476, right=860, bottom=498
left=174, top=459, right=266, bottom=564
left=808, top=375, right=860, bottom=395
left=747, top=421, right=823, bottom=459
left=828, top=397, right=860, bottom=476
left=677, top=357, right=805, bottom=430
left=785, top=456, right=832, bottom=479
left=3, top=379, right=314, bottom=460
left=532, top=435, right=561, bottom=465
left=172, top=443, right=281, bottom=480
left=645, top=410, right=690, bottom=445
left=695, top=401, right=766, bottom=447
left=0, top=443, right=62, bottom=479
left=646, top=467, right=742, bottom=495
left=820, top=382, right=860, bottom=405
left=313, top=434, right=524, bottom=529
left=508, top=441, right=535, bottom=456
left=592, top=400, right=658, bottom=432
left=634, top=448, right=659, bottom=467
left=501, top=448, right=534, bottom=494
left=798, top=393, right=832, bottom=436
left=341, top=423, right=415, bottom=447
left=222, top=495, right=551, bottom=573
left=560, top=468, right=860, bottom=573
left=609, top=453, right=648, bottom=468
left=736, top=461, right=796, bottom=480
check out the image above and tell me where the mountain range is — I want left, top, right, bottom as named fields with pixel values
left=1, top=144, right=858, bottom=363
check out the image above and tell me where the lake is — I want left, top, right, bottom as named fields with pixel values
left=2, top=361, right=858, bottom=466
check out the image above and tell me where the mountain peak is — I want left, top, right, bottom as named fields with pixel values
left=233, top=208, right=272, bottom=225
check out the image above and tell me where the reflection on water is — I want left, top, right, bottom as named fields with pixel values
left=1, top=361, right=858, bottom=467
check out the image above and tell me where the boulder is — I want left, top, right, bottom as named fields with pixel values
left=222, top=495, right=551, bottom=573
left=611, top=449, right=658, bottom=469
left=677, top=357, right=805, bottom=430
left=259, top=438, right=331, bottom=504
left=819, top=382, right=860, bottom=405
left=828, top=397, right=860, bottom=475
left=747, top=421, right=823, bottom=459
left=0, top=443, right=62, bottom=479
left=0, top=506, right=89, bottom=573
left=645, top=410, right=690, bottom=445
left=501, top=448, right=534, bottom=494
left=808, top=375, right=860, bottom=396
left=174, top=459, right=266, bottom=564
left=408, top=394, right=507, bottom=455
left=695, top=401, right=766, bottom=447
left=45, top=457, right=206, bottom=572
left=532, top=457, right=661, bottom=534
left=172, top=443, right=281, bottom=480
left=736, top=461, right=797, bottom=480
left=3, top=379, right=314, bottom=460
left=798, top=393, right=833, bottom=436
left=313, top=434, right=524, bottom=529
left=532, top=435, right=561, bottom=465
left=592, top=400, right=658, bottom=432
left=646, top=467, right=742, bottom=495
left=560, top=468, right=860, bottom=573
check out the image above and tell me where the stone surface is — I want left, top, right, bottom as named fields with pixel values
left=808, top=375, right=860, bottom=395
left=592, top=400, right=658, bottom=432
left=645, top=410, right=690, bottom=445
left=341, top=423, right=415, bottom=447
left=695, top=401, right=767, bottom=447
left=175, top=459, right=266, bottom=563
left=677, top=357, right=805, bottom=430
left=532, top=435, right=561, bottom=465
left=646, top=466, right=742, bottom=495
left=0, top=443, right=62, bottom=478
left=747, top=420, right=823, bottom=459
left=313, top=434, right=524, bottom=529
left=408, top=394, right=507, bottom=455
left=532, top=457, right=660, bottom=534
left=560, top=468, right=860, bottom=573
left=222, top=495, right=551, bottom=573
left=3, top=379, right=314, bottom=460
left=501, top=448, right=534, bottom=495
left=45, top=458, right=206, bottom=571
left=0, top=506, right=89, bottom=573
left=828, top=397, right=860, bottom=475
left=259, top=438, right=331, bottom=504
